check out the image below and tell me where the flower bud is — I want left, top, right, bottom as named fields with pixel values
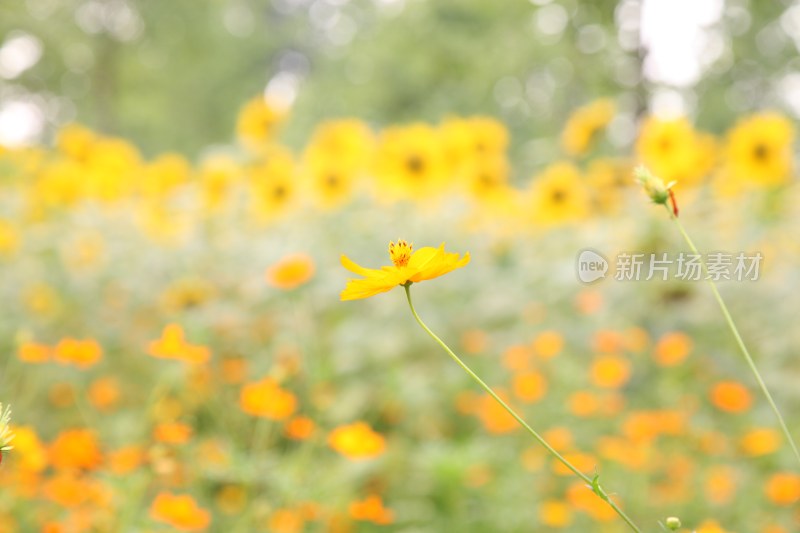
left=665, top=516, right=681, bottom=530
left=634, top=165, right=672, bottom=205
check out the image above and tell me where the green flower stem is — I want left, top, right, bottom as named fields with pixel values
left=403, top=284, right=642, bottom=533
left=668, top=209, right=800, bottom=466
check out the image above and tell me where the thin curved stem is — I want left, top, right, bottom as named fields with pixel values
left=669, top=210, right=800, bottom=466
left=403, top=284, right=642, bottom=533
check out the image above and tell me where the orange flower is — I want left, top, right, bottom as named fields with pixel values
left=269, top=508, right=305, bottom=533
left=739, top=428, right=781, bottom=457
left=765, top=472, right=800, bottom=505
left=575, top=290, right=602, bottom=315
left=623, top=327, right=649, bottom=353
left=54, top=338, right=102, bottom=369
left=552, top=452, right=597, bottom=476
left=285, top=416, right=315, bottom=440
left=502, top=344, right=532, bottom=371
left=538, top=499, right=572, bottom=528
left=654, top=331, right=693, bottom=366
left=565, top=481, right=617, bottom=521
left=531, top=330, right=563, bottom=359
left=88, top=377, right=120, bottom=411
left=18, top=341, right=51, bottom=363
left=150, top=492, right=211, bottom=531
left=11, top=426, right=48, bottom=473
left=710, top=381, right=752, bottom=413
left=567, top=391, right=598, bottom=417
left=622, top=410, right=686, bottom=443
left=542, top=427, right=573, bottom=452
left=42, top=472, right=101, bottom=508
left=108, top=446, right=145, bottom=475
left=221, top=358, right=247, bottom=384
left=590, top=354, right=631, bottom=389
left=705, top=465, right=737, bottom=505
left=349, top=495, right=393, bottom=525
left=49, top=429, right=102, bottom=471
left=512, top=371, right=547, bottom=403
left=239, top=378, right=297, bottom=420
left=265, top=253, right=316, bottom=290
left=328, top=422, right=386, bottom=459
left=461, top=329, right=488, bottom=354
left=154, top=422, right=193, bottom=444
left=148, top=324, right=210, bottom=364
left=592, top=330, right=624, bottom=353
left=474, top=391, right=519, bottom=434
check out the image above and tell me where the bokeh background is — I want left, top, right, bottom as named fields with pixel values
left=1, top=0, right=800, bottom=532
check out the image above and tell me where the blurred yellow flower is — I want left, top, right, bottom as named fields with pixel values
left=328, top=421, right=386, bottom=459
left=56, top=123, right=96, bottom=162
left=765, top=472, right=800, bottom=505
left=88, top=377, right=120, bottom=411
left=239, top=377, right=297, bottom=420
left=149, top=492, right=211, bottom=531
left=374, top=124, right=447, bottom=200
left=83, top=137, right=142, bottom=201
left=0, top=220, right=20, bottom=257
left=724, top=112, right=794, bottom=187
left=154, top=422, right=194, bottom=444
left=590, top=354, right=631, bottom=389
left=199, top=154, right=240, bottom=211
left=538, top=499, right=572, bottom=528
left=284, top=416, right=316, bottom=440
left=49, top=429, right=102, bottom=471
left=139, top=152, right=191, bottom=198
left=512, top=371, right=547, bottom=403
left=108, top=446, right=144, bottom=475
left=705, top=465, right=737, bottom=505
left=654, top=331, right=693, bottom=367
left=304, top=119, right=374, bottom=173
left=148, top=324, right=211, bottom=364
left=527, top=162, right=591, bottom=225
left=696, top=520, right=733, bottom=533
left=248, top=146, right=298, bottom=221
left=340, top=240, right=470, bottom=300
left=54, top=338, right=103, bottom=369
left=585, top=158, right=631, bottom=214
left=268, top=508, right=305, bottom=533
left=475, top=390, right=519, bottom=434
left=237, top=96, right=287, bottom=151
left=349, top=495, right=394, bottom=525
left=710, top=381, right=752, bottom=413
left=440, top=116, right=509, bottom=172
left=266, top=253, right=316, bottom=290
left=18, top=341, right=51, bottom=364
left=561, top=98, right=615, bottom=156
left=10, top=426, right=47, bottom=473
left=636, top=116, right=715, bottom=187
left=739, top=428, right=781, bottom=457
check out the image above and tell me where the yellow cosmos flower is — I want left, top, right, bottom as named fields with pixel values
left=636, top=116, right=715, bottom=187
left=724, top=111, right=794, bottom=187
left=561, top=98, right=615, bottom=156
left=373, top=124, right=448, bottom=200
left=237, top=96, right=287, bottom=152
left=340, top=240, right=470, bottom=301
left=527, top=162, right=592, bottom=226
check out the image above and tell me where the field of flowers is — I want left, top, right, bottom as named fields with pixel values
left=0, top=91, right=799, bottom=533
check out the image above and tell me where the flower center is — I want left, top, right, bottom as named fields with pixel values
left=388, top=240, right=412, bottom=267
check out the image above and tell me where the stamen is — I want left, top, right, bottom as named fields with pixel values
left=388, top=239, right=413, bottom=267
